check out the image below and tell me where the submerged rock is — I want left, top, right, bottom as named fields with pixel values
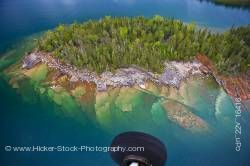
left=162, top=100, right=209, bottom=132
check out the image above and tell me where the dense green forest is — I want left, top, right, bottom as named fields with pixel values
left=36, top=16, right=250, bottom=75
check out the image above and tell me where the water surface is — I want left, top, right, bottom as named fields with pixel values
left=1, top=0, right=250, bottom=53
left=0, top=0, right=250, bottom=166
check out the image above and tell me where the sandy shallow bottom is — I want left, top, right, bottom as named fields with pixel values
left=1, top=39, right=250, bottom=166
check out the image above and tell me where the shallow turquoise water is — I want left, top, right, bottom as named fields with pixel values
left=1, top=50, right=250, bottom=165
left=0, top=0, right=250, bottom=165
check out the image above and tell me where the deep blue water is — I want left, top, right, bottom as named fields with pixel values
left=0, top=0, right=250, bottom=166
left=0, top=0, right=250, bottom=53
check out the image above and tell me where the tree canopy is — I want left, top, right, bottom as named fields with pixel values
left=36, top=16, right=250, bottom=75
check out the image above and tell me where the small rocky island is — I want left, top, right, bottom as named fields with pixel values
left=5, top=16, right=250, bottom=132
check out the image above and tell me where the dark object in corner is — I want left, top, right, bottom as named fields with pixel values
left=110, top=131, right=167, bottom=166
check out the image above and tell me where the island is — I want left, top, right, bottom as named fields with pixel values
left=4, top=16, right=250, bottom=132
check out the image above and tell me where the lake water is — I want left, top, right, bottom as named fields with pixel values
left=1, top=0, right=250, bottom=53
left=0, top=0, right=250, bottom=166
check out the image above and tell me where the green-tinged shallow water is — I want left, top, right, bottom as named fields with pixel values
left=0, top=39, right=250, bottom=166
left=1, top=0, right=250, bottom=165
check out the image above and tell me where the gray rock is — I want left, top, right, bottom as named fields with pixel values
left=22, top=53, right=41, bottom=69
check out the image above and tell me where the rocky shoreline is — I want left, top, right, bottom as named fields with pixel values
left=196, top=54, right=250, bottom=100
left=19, top=52, right=250, bottom=131
left=22, top=52, right=250, bottom=101
left=22, top=52, right=205, bottom=91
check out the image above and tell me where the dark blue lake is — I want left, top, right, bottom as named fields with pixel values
left=1, top=0, right=250, bottom=53
left=0, top=0, right=250, bottom=166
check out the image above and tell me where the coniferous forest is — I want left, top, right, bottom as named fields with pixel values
left=36, top=16, right=250, bottom=75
